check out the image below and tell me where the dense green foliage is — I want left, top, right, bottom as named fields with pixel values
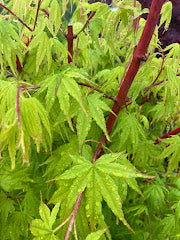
left=0, top=0, right=179, bottom=239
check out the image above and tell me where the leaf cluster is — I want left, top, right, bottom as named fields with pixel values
left=0, top=0, right=179, bottom=239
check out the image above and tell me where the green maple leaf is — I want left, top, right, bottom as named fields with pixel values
left=53, top=152, right=154, bottom=232
left=30, top=202, right=60, bottom=238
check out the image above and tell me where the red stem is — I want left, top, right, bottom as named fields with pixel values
left=67, top=24, right=74, bottom=63
left=93, top=0, right=165, bottom=158
left=64, top=192, right=83, bottom=240
left=16, top=55, right=23, bottom=74
left=77, top=82, right=117, bottom=102
left=64, top=0, right=165, bottom=238
left=33, top=0, right=42, bottom=31
left=75, top=0, right=104, bottom=37
left=107, top=0, right=165, bottom=134
left=154, top=127, right=180, bottom=144
left=0, top=3, right=33, bottom=32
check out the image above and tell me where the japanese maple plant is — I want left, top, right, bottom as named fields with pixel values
left=0, top=0, right=179, bottom=239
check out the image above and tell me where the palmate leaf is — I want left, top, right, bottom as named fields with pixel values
left=85, top=168, right=103, bottom=230
left=96, top=153, right=124, bottom=164
left=159, top=1, right=172, bottom=31
left=0, top=81, right=17, bottom=122
left=48, top=0, right=61, bottom=37
left=76, top=98, right=92, bottom=151
left=0, top=107, right=19, bottom=169
left=8, top=211, right=29, bottom=239
left=30, top=202, right=60, bottom=238
left=159, top=136, right=180, bottom=175
left=95, top=160, right=154, bottom=179
left=57, top=82, right=73, bottom=131
left=77, top=108, right=92, bottom=151
left=57, top=162, right=91, bottom=180
left=85, top=228, right=107, bottom=240
left=89, top=18, right=103, bottom=45
left=20, top=97, right=52, bottom=149
left=76, top=197, right=91, bottom=240
left=28, top=31, right=52, bottom=72
left=61, top=77, right=87, bottom=115
left=145, top=184, right=166, bottom=212
left=53, top=165, right=92, bottom=216
left=159, top=214, right=177, bottom=239
left=10, top=0, right=33, bottom=18
left=95, top=169, right=133, bottom=232
left=44, top=76, right=57, bottom=112
left=44, top=136, right=79, bottom=179
left=87, top=93, right=111, bottom=141
left=0, top=19, right=23, bottom=74
left=65, top=170, right=91, bottom=210
left=112, top=112, right=145, bottom=154
left=7, top=123, right=16, bottom=169
left=2, top=95, right=52, bottom=165
left=134, top=139, right=160, bottom=169
left=0, top=165, right=32, bottom=192
left=49, top=179, right=74, bottom=205
left=0, top=191, right=15, bottom=224
left=165, top=43, right=180, bottom=61
left=54, top=152, right=154, bottom=233
left=38, top=75, right=59, bottom=112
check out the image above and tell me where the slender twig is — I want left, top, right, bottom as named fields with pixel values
left=143, top=80, right=164, bottom=92
left=40, top=8, right=67, bottom=37
left=154, top=127, right=180, bottom=144
left=74, top=0, right=105, bottom=37
left=77, top=82, right=117, bottom=102
left=16, top=85, right=21, bottom=127
left=59, top=28, right=67, bottom=38
left=92, top=135, right=106, bottom=163
left=152, top=53, right=165, bottom=84
left=25, top=85, right=41, bottom=90
left=16, top=55, right=23, bottom=73
left=52, top=214, right=73, bottom=234
left=64, top=193, right=83, bottom=240
left=0, top=3, right=33, bottom=31
left=33, top=0, right=42, bottom=31
left=67, top=24, right=74, bottom=63
left=74, top=219, right=78, bottom=240
left=85, top=139, right=114, bottom=153
left=138, top=54, right=165, bottom=105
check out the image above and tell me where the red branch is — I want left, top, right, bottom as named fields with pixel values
left=64, top=192, right=83, bottom=240
left=67, top=24, right=74, bottom=63
left=33, top=0, right=42, bottom=31
left=75, top=0, right=104, bottom=37
left=154, top=127, right=180, bottom=144
left=77, top=82, right=117, bottom=102
left=0, top=3, right=33, bottom=32
left=93, top=0, right=165, bottom=158
left=16, top=55, right=23, bottom=73
left=64, top=0, right=165, bottom=238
